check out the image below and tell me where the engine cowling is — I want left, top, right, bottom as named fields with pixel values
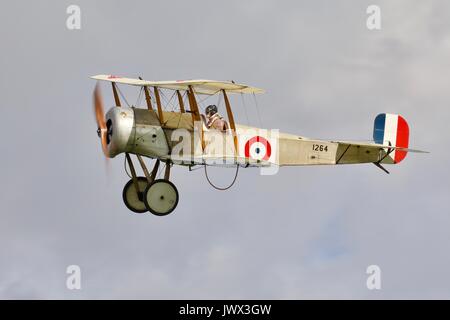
left=104, top=107, right=170, bottom=158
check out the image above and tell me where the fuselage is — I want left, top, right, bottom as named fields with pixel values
left=104, top=107, right=384, bottom=167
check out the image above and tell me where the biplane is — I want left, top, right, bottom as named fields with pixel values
left=91, top=74, right=427, bottom=216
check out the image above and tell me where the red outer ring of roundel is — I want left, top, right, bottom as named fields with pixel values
left=244, top=136, right=272, bottom=161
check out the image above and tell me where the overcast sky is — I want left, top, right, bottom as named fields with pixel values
left=0, top=0, right=449, bottom=299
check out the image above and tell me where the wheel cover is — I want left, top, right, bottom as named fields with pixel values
left=144, top=179, right=179, bottom=216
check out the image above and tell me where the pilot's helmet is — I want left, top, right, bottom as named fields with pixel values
left=205, top=105, right=218, bottom=117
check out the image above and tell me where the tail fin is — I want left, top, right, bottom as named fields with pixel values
left=373, top=113, right=410, bottom=164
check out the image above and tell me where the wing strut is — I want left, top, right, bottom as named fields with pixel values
left=222, top=89, right=238, bottom=155
left=187, top=86, right=201, bottom=122
left=176, top=90, right=185, bottom=113
left=139, top=76, right=153, bottom=111
left=153, top=87, right=164, bottom=123
left=112, top=83, right=121, bottom=107
left=187, top=86, right=204, bottom=150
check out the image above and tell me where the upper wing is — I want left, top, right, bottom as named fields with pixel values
left=91, top=74, right=265, bottom=95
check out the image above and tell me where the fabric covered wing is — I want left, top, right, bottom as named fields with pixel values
left=91, top=75, right=264, bottom=95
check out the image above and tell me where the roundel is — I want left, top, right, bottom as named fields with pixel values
left=244, top=136, right=272, bottom=161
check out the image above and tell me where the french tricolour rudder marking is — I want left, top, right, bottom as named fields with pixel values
left=373, top=113, right=410, bottom=164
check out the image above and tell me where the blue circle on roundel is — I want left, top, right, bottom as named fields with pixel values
left=255, top=147, right=260, bottom=154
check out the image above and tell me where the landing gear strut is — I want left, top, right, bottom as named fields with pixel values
left=122, top=154, right=179, bottom=216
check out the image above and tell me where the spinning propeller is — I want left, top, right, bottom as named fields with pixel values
left=93, top=83, right=111, bottom=159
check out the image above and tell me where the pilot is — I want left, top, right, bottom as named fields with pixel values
left=205, top=105, right=229, bottom=131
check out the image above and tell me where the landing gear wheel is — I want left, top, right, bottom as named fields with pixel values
left=144, top=179, right=179, bottom=216
left=122, top=177, right=149, bottom=213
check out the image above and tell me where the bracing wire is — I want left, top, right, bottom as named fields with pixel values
left=217, top=92, right=223, bottom=108
left=241, top=93, right=250, bottom=125
left=116, top=85, right=131, bottom=107
left=253, top=93, right=263, bottom=128
left=197, top=90, right=221, bottom=112
left=160, top=89, right=177, bottom=111
left=135, top=87, right=144, bottom=107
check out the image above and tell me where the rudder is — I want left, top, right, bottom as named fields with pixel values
left=373, top=113, right=410, bottom=164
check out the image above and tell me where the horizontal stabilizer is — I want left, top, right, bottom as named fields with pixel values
left=333, top=140, right=427, bottom=153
